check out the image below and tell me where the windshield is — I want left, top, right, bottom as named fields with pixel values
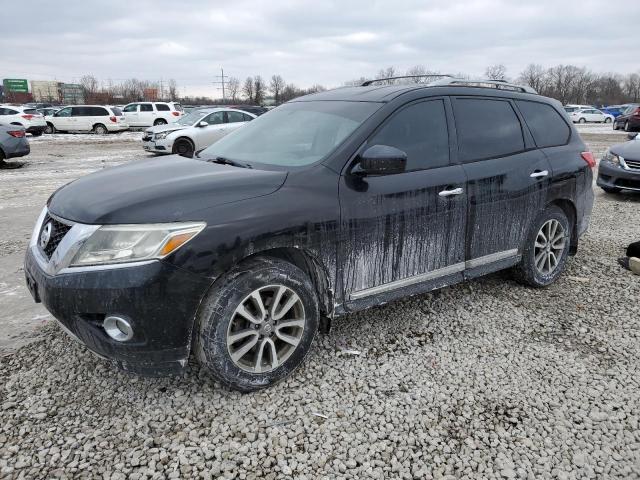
left=176, top=110, right=208, bottom=126
left=201, top=101, right=380, bottom=167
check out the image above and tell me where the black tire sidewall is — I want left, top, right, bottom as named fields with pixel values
left=175, top=139, right=194, bottom=157
left=518, top=206, right=571, bottom=287
left=154, top=119, right=166, bottom=126
left=196, top=258, right=319, bottom=392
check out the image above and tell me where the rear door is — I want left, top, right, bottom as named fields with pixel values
left=70, top=107, right=88, bottom=131
left=339, top=98, right=467, bottom=307
left=225, top=110, right=250, bottom=133
left=451, top=96, right=552, bottom=276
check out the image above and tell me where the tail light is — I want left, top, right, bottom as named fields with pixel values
left=581, top=152, right=596, bottom=169
left=21, top=114, right=34, bottom=120
left=8, top=130, right=25, bottom=138
left=172, top=111, right=180, bottom=116
left=109, top=116, right=117, bottom=123
left=633, top=107, right=640, bottom=117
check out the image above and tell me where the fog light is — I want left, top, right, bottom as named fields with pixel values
left=103, top=316, right=133, bottom=342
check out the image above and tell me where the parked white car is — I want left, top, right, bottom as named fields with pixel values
left=123, top=102, right=183, bottom=127
left=564, top=104, right=593, bottom=114
left=569, top=108, right=614, bottom=124
left=142, top=108, right=255, bottom=157
left=0, top=105, right=47, bottom=136
left=46, top=105, right=128, bottom=134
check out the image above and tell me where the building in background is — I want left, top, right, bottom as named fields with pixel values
left=143, top=88, right=158, bottom=101
left=60, top=83, right=84, bottom=104
left=31, top=80, right=61, bottom=103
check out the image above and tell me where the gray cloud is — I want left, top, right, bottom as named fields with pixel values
left=3, top=0, right=639, bottom=97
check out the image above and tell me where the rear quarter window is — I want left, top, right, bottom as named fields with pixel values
left=516, top=101, right=570, bottom=148
left=155, top=103, right=170, bottom=111
left=453, top=98, right=525, bottom=162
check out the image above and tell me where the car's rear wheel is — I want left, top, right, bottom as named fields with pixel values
left=153, top=119, right=167, bottom=126
left=195, top=256, right=319, bottom=392
left=31, top=130, right=43, bottom=137
left=514, top=206, right=571, bottom=288
left=44, top=123, right=55, bottom=134
left=601, top=186, right=622, bottom=194
left=93, top=124, right=108, bottom=135
left=613, top=122, right=619, bottom=130
left=173, top=138, right=195, bottom=158
left=578, top=118, right=586, bottom=123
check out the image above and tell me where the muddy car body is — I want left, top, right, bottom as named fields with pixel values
left=25, top=78, right=595, bottom=391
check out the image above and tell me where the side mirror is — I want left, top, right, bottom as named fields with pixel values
left=198, top=121, right=208, bottom=128
left=355, top=145, right=407, bottom=176
left=627, top=132, right=638, bottom=140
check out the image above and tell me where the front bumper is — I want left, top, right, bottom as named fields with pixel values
left=24, top=222, right=212, bottom=376
left=142, top=138, right=173, bottom=154
left=597, top=161, right=640, bottom=191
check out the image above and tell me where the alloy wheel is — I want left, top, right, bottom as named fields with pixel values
left=227, top=285, right=306, bottom=373
left=534, top=219, right=566, bottom=276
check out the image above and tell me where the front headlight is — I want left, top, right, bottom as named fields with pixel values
left=155, top=130, right=177, bottom=140
left=602, top=150, right=621, bottom=166
left=70, top=222, right=205, bottom=267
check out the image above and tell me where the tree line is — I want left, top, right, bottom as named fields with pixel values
left=77, top=64, right=640, bottom=107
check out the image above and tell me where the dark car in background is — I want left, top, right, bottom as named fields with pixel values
left=597, top=132, right=640, bottom=193
left=0, top=125, right=30, bottom=167
left=24, top=77, right=594, bottom=391
left=613, top=104, right=640, bottom=131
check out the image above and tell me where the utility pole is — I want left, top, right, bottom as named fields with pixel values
left=213, top=68, right=227, bottom=102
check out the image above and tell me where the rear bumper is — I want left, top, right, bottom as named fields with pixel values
left=24, top=245, right=212, bottom=376
left=597, top=161, right=640, bottom=191
left=4, top=140, right=30, bottom=159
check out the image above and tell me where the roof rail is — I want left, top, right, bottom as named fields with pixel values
left=361, top=74, right=455, bottom=86
left=429, top=77, right=537, bottom=94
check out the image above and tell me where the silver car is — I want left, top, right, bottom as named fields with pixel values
left=142, top=108, right=255, bottom=157
left=0, top=125, right=29, bottom=167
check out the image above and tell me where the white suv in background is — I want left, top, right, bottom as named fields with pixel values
left=0, top=105, right=47, bottom=136
left=46, top=106, right=128, bottom=134
left=122, top=102, right=183, bottom=127
left=142, top=107, right=255, bottom=157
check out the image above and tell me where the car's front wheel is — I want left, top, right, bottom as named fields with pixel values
left=173, top=138, right=195, bottom=158
left=153, top=119, right=167, bottom=126
left=195, top=257, right=319, bottom=392
left=44, top=123, right=55, bottom=134
left=625, top=121, right=632, bottom=132
left=514, top=206, right=571, bottom=287
left=578, top=118, right=586, bottom=123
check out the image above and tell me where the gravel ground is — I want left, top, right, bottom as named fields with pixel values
left=1, top=126, right=639, bottom=479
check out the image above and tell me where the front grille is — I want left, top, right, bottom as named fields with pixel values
left=39, top=214, right=72, bottom=259
left=616, top=178, right=640, bottom=189
left=624, top=158, right=640, bottom=171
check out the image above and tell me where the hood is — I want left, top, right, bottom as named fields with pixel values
left=610, top=139, right=640, bottom=161
left=48, top=156, right=287, bottom=224
left=145, top=123, right=188, bottom=135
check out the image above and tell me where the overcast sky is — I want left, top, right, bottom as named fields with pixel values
left=3, top=0, right=639, bottom=97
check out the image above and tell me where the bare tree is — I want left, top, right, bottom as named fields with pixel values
left=253, top=75, right=266, bottom=105
left=485, top=64, right=508, bottom=81
left=375, top=67, right=396, bottom=84
left=623, top=73, right=640, bottom=102
left=167, top=79, right=178, bottom=100
left=80, top=75, right=99, bottom=102
left=517, top=64, right=549, bottom=94
left=227, top=77, right=240, bottom=102
left=270, top=74, right=285, bottom=104
left=405, top=65, right=441, bottom=83
left=242, top=77, right=254, bottom=103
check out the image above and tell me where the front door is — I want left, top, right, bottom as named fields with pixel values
left=123, top=104, right=139, bottom=126
left=193, top=111, right=227, bottom=149
left=139, top=103, right=155, bottom=126
left=52, top=107, right=73, bottom=130
left=451, top=97, right=552, bottom=274
left=339, top=98, right=467, bottom=307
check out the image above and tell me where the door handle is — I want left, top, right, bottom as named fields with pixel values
left=530, top=170, right=549, bottom=178
left=438, top=187, right=463, bottom=197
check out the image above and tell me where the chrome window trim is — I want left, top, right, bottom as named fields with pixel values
left=349, top=249, right=519, bottom=300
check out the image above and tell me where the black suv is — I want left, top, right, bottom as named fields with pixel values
left=24, top=78, right=595, bottom=391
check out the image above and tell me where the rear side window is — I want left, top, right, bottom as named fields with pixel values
left=226, top=111, right=247, bottom=123
left=155, top=103, right=170, bottom=111
left=516, top=101, right=570, bottom=148
left=453, top=98, right=524, bottom=162
left=368, top=99, right=449, bottom=171
left=111, top=107, right=122, bottom=116
left=24, top=109, right=38, bottom=114
left=140, top=104, right=153, bottom=112
left=89, top=107, right=108, bottom=116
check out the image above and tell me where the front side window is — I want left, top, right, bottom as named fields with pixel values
left=123, top=104, right=138, bottom=113
left=56, top=107, right=72, bottom=117
left=202, top=112, right=224, bottom=125
left=367, top=99, right=449, bottom=171
left=140, top=104, right=153, bottom=112
left=453, top=98, right=524, bottom=162
left=516, top=100, right=570, bottom=148
left=201, top=101, right=380, bottom=167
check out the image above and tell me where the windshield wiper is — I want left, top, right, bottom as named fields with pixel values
left=206, top=156, right=251, bottom=169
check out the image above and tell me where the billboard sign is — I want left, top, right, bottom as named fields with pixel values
left=3, top=79, right=29, bottom=93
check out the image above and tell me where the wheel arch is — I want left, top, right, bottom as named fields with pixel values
left=92, top=122, right=107, bottom=132
left=547, top=198, right=578, bottom=255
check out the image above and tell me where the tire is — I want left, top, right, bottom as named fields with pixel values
left=601, top=186, right=622, bottom=194
left=613, top=122, right=619, bottom=131
left=31, top=130, right=43, bottom=137
left=173, top=138, right=195, bottom=158
left=45, top=123, right=55, bottom=134
left=195, top=256, right=319, bottom=392
left=604, top=117, right=612, bottom=124
left=578, top=118, right=586, bottom=124
left=513, top=206, right=571, bottom=288
left=625, top=121, right=631, bottom=132
left=93, top=124, right=108, bottom=135
left=153, top=119, right=167, bottom=126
